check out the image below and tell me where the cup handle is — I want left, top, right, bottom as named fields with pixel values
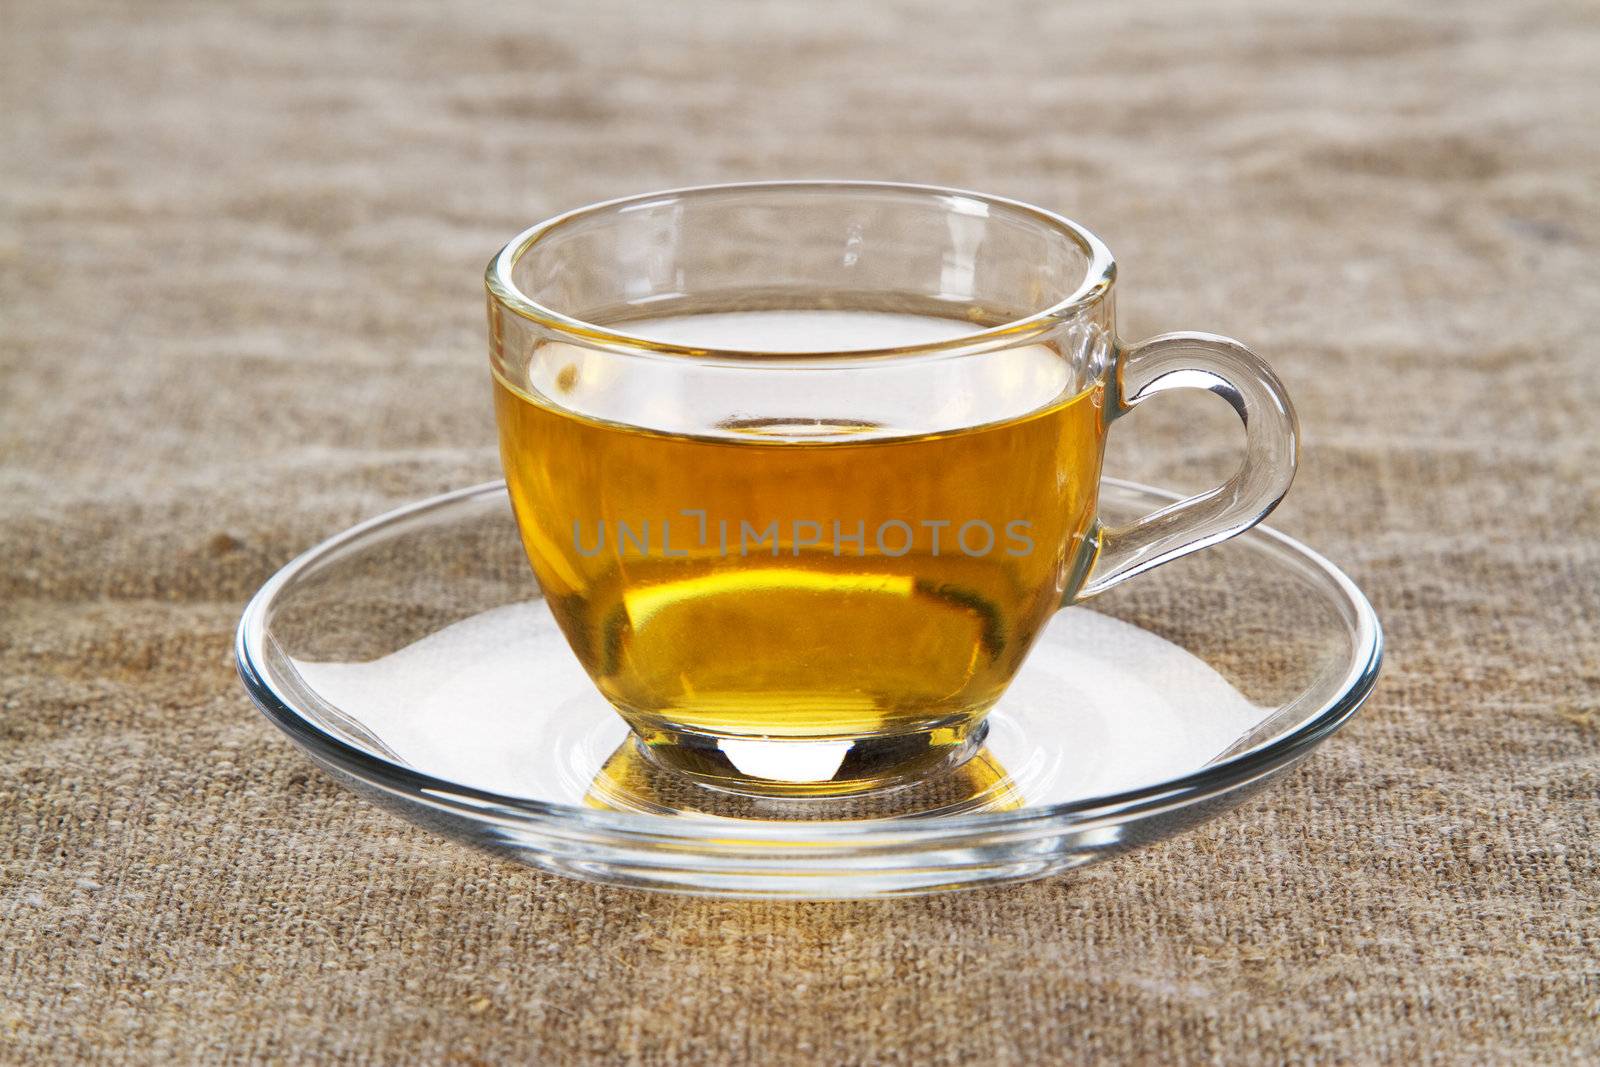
left=1072, top=331, right=1299, bottom=601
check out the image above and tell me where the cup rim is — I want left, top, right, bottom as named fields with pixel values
left=485, top=180, right=1118, bottom=362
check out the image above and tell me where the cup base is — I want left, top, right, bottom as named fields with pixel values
left=628, top=720, right=989, bottom=798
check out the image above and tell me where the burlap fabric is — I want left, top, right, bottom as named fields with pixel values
left=4, top=1, right=1596, bottom=1062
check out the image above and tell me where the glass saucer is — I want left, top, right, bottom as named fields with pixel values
left=236, top=480, right=1381, bottom=899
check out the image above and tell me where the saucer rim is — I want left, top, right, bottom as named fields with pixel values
left=235, top=478, right=1382, bottom=847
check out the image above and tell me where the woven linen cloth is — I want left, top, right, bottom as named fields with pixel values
left=3, top=1, right=1596, bottom=1062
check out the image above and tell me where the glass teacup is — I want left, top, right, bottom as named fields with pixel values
left=487, top=181, right=1297, bottom=796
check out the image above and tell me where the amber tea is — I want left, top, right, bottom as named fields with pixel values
left=494, top=311, right=1105, bottom=754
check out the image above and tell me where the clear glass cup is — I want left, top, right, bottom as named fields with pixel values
left=486, top=181, right=1297, bottom=796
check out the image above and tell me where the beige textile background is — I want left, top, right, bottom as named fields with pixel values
left=3, top=0, right=1597, bottom=1062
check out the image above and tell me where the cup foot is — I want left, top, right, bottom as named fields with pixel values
left=628, top=720, right=989, bottom=798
